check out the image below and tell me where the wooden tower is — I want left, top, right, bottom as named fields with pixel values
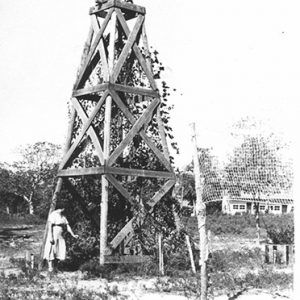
left=42, top=0, right=175, bottom=264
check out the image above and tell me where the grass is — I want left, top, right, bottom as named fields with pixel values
left=153, top=248, right=293, bottom=298
left=0, top=268, right=128, bottom=300
left=0, top=212, right=294, bottom=299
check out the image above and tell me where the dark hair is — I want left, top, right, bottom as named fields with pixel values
left=55, top=201, right=67, bottom=210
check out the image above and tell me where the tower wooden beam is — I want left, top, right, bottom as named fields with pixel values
left=91, top=0, right=146, bottom=16
left=58, top=166, right=175, bottom=179
left=99, top=9, right=116, bottom=265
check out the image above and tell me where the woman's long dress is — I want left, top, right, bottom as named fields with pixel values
left=43, top=210, right=68, bottom=261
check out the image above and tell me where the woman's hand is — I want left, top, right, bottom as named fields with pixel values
left=73, top=234, right=79, bottom=239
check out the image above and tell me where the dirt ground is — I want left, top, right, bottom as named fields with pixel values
left=0, top=223, right=295, bottom=299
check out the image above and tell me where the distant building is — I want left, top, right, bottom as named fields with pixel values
left=222, top=193, right=293, bottom=215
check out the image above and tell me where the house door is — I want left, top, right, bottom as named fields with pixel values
left=282, top=205, right=287, bottom=213
left=247, top=202, right=252, bottom=213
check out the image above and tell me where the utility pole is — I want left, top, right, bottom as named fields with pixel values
left=191, top=123, right=208, bottom=300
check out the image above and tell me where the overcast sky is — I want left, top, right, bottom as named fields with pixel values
left=0, top=0, right=299, bottom=168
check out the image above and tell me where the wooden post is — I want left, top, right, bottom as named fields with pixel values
left=254, top=202, right=260, bottom=246
left=273, top=245, right=277, bottom=264
left=99, top=11, right=116, bottom=265
left=158, top=234, right=164, bottom=275
left=185, top=235, right=196, bottom=274
left=191, top=123, right=208, bottom=300
left=25, top=251, right=30, bottom=268
left=100, top=96, right=112, bottom=264
left=265, top=244, right=270, bottom=263
left=30, top=254, right=34, bottom=269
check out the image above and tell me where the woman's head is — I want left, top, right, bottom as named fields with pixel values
left=55, top=201, right=67, bottom=214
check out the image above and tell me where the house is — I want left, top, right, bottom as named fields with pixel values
left=222, top=193, right=293, bottom=215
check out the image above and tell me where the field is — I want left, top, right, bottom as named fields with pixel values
left=0, top=213, right=294, bottom=299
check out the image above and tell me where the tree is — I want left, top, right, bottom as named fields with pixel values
left=0, top=164, right=28, bottom=214
left=224, top=122, right=293, bottom=243
left=180, top=148, right=223, bottom=214
left=224, top=135, right=292, bottom=199
left=10, top=142, right=62, bottom=215
left=0, top=165, right=13, bottom=213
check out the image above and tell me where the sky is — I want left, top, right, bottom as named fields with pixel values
left=0, top=0, right=299, bottom=169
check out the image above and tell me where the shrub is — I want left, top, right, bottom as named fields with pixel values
left=66, top=220, right=100, bottom=268
left=206, top=212, right=256, bottom=235
left=206, top=211, right=294, bottom=238
left=266, top=224, right=294, bottom=244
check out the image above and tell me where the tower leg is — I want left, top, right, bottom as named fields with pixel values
left=99, top=9, right=116, bottom=265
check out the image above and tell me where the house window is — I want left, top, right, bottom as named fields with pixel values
left=260, top=206, right=265, bottom=210
left=239, top=205, right=245, bottom=210
left=233, top=205, right=238, bottom=210
left=270, top=206, right=273, bottom=210
left=274, top=206, right=280, bottom=211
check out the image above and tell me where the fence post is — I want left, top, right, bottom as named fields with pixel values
left=191, top=123, right=208, bottom=300
left=158, top=234, right=164, bottom=276
left=185, top=235, right=196, bottom=274
left=30, top=254, right=34, bottom=269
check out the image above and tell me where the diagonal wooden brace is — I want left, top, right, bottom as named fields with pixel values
left=112, top=14, right=144, bottom=82
left=107, top=97, right=160, bottom=166
left=109, top=89, right=173, bottom=171
left=71, top=98, right=105, bottom=164
left=75, top=8, right=114, bottom=89
left=59, top=90, right=109, bottom=169
left=91, top=14, right=109, bottom=81
left=115, top=9, right=157, bottom=90
left=109, top=179, right=176, bottom=249
left=106, top=174, right=135, bottom=206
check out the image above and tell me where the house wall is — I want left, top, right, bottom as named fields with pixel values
left=222, top=198, right=293, bottom=215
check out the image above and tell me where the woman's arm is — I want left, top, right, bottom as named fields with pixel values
left=66, top=224, right=78, bottom=239
left=50, top=222, right=55, bottom=244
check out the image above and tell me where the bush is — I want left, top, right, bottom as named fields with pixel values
left=206, top=212, right=256, bottom=235
left=266, top=224, right=294, bottom=244
left=206, top=211, right=294, bottom=238
left=66, top=220, right=100, bottom=268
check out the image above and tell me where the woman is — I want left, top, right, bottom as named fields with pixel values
left=43, top=203, right=78, bottom=272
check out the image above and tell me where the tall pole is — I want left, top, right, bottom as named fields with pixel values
left=191, top=123, right=208, bottom=300
left=99, top=11, right=116, bottom=265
